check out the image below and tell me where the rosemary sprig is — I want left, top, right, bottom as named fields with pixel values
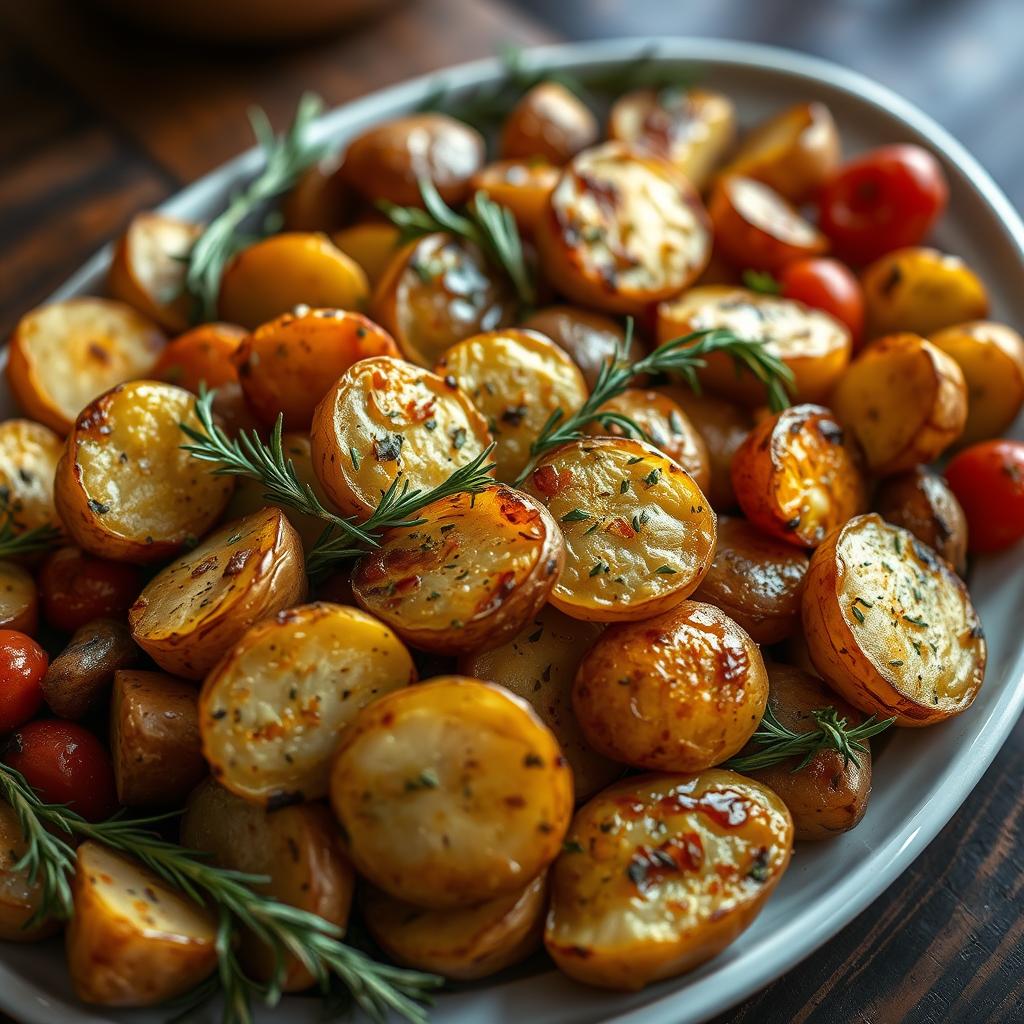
left=0, top=492, right=62, bottom=560
left=725, top=704, right=895, bottom=773
left=742, top=269, right=782, bottom=295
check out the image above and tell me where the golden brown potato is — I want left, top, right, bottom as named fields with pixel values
left=332, top=221, right=402, bottom=287
left=352, top=485, right=563, bottom=654
left=217, top=232, right=369, bottom=330
left=200, top=602, right=414, bottom=805
left=537, top=142, right=712, bottom=316
left=0, top=418, right=63, bottom=535
left=0, top=801, right=60, bottom=941
left=0, top=561, right=38, bottom=634
left=574, top=600, right=768, bottom=771
left=468, top=160, right=560, bottom=236
left=545, top=770, right=792, bottom=990
left=522, top=438, right=716, bottom=622
left=66, top=841, right=217, bottom=1006
left=129, top=508, right=307, bottom=680
left=280, top=152, right=349, bottom=231
left=802, top=513, right=986, bottom=725
left=692, top=516, right=809, bottom=644
left=153, top=322, right=246, bottom=392
left=110, top=670, right=205, bottom=808
left=929, top=320, right=1024, bottom=445
left=54, top=381, right=233, bottom=563
left=6, top=298, right=166, bottom=435
left=500, top=82, right=598, bottom=164
left=330, top=676, right=573, bottom=908
left=831, top=333, right=968, bottom=476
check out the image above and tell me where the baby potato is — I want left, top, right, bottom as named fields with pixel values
left=718, top=101, right=840, bottom=202
left=6, top=298, right=166, bottom=435
left=460, top=604, right=620, bottom=800
left=657, top=286, right=850, bottom=406
left=210, top=381, right=263, bottom=438
left=929, top=320, right=1024, bottom=445
left=362, top=873, right=547, bottom=981
left=153, top=322, right=246, bottom=392
left=522, top=438, right=716, bottom=622
left=469, top=160, right=560, bottom=236
left=54, top=381, right=234, bottom=563
left=0, top=418, right=63, bottom=535
left=435, top=329, right=588, bottom=481
left=693, top=516, right=809, bottom=644
left=218, top=232, right=369, bottom=330
left=500, top=81, right=599, bottom=165
left=608, top=87, right=736, bottom=190
left=310, top=355, right=493, bottom=518
left=802, top=513, right=986, bottom=725
left=831, top=333, right=968, bottom=476
left=343, top=113, right=485, bottom=207
left=352, top=485, right=563, bottom=654
left=0, top=561, right=38, bottom=634
left=371, top=232, right=517, bottom=367
left=200, top=602, right=414, bottom=805
left=537, top=142, right=712, bottom=316
left=330, top=676, right=573, bottom=908
left=0, top=800, right=59, bottom=941
left=280, top=152, right=349, bottom=232
left=731, top=403, right=867, bottom=548
left=108, top=212, right=201, bottom=334
left=875, top=466, right=968, bottom=575
left=545, top=770, right=792, bottom=990
left=66, top=841, right=217, bottom=1006
left=574, top=600, right=768, bottom=771
left=234, top=307, right=399, bottom=429
left=129, top=507, right=307, bottom=680
left=332, top=221, right=402, bottom=287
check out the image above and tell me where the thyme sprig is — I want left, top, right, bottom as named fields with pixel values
left=0, top=493, right=62, bottom=560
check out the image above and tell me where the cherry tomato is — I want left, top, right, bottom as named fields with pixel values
left=0, top=630, right=47, bottom=733
left=4, top=720, right=118, bottom=821
left=817, top=145, right=948, bottom=265
left=38, top=547, right=142, bottom=633
left=945, top=440, right=1024, bottom=554
left=778, top=257, right=866, bottom=348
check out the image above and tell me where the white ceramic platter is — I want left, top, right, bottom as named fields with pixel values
left=1, top=35, right=1022, bottom=1024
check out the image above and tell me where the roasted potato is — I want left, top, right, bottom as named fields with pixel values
left=545, top=770, right=793, bottom=990
left=831, top=333, right=968, bottom=476
left=0, top=800, right=60, bottom=941
left=522, top=438, right=716, bottom=622
left=468, top=160, right=560, bottom=235
left=801, top=513, right=986, bottom=725
left=574, top=600, right=768, bottom=771
left=54, top=380, right=234, bottom=563
left=0, top=418, right=63, bottom=535
left=332, top=221, right=402, bottom=287
left=435, top=329, right=588, bottom=481
left=352, top=486, right=563, bottom=654
left=731, top=403, right=867, bottom=547
left=310, top=355, right=493, bottom=518
left=657, top=286, right=850, bottom=406
left=152, top=321, right=246, bottom=392
left=459, top=604, right=620, bottom=800
left=536, top=142, right=712, bottom=315
left=692, top=516, right=809, bottom=644
left=200, top=602, right=414, bottom=805
left=0, top=561, right=38, bottom=634
left=280, top=152, right=349, bottom=231
left=6, top=298, right=165, bottom=435
left=234, top=307, right=399, bottom=429
left=210, top=380, right=263, bottom=437
left=110, top=670, right=205, bottom=808
left=217, top=232, right=369, bottom=330
left=129, top=507, right=307, bottom=680
left=330, top=676, right=573, bottom=908
left=500, top=81, right=598, bottom=164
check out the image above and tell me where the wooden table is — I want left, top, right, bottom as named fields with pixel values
left=2, top=1, right=1021, bottom=1021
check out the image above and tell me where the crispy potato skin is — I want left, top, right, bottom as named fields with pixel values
left=153, top=322, right=246, bottom=392
left=801, top=514, right=986, bottom=726
left=545, top=771, right=792, bottom=990
left=500, top=82, right=598, bottom=165
left=0, top=560, right=39, bottom=634
left=0, top=801, right=60, bottom=941
left=332, top=222, right=402, bottom=288
left=330, top=677, right=573, bottom=908
left=731, top=403, right=867, bottom=548
left=469, top=160, right=560, bottom=236
left=574, top=600, right=768, bottom=771
left=0, top=418, right=63, bottom=534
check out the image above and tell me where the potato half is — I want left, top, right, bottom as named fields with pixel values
left=0, top=801, right=60, bottom=941
left=0, top=560, right=38, bottom=634
left=0, top=418, right=63, bottom=535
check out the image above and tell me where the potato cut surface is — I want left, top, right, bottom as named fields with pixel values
left=0, top=418, right=63, bottom=533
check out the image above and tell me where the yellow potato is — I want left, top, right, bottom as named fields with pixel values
left=0, top=561, right=38, bottom=634
left=801, top=513, right=986, bottom=725
left=332, top=221, right=402, bottom=287
left=0, top=801, right=60, bottom=941
left=54, top=381, right=233, bottom=563
left=500, top=81, right=599, bottom=165
left=468, top=160, right=560, bottom=236
left=545, top=770, right=793, bottom=990
left=0, top=418, right=63, bottom=534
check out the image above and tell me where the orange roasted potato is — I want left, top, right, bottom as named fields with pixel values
left=280, top=152, right=349, bottom=231
left=469, top=160, right=560, bottom=236
left=152, top=322, right=246, bottom=392
left=0, top=417, right=63, bottom=535
left=0, top=560, right=39, bottom=634
left=332, top=221, right=402, bottom=287
left=500, top=81, right=599, bottom=165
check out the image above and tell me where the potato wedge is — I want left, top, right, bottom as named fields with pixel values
left=545, top=770, right=792, bottom=990
left=201, top=602, right=414, bottom=805
left=153, top=322, right=246, bottom=392
left=801, top=513, right=986, bottom=725
left=310, top=355, right=493, bottom=518
left=831, top=333, right=968, bottom=476
left=468, top=160, right=560, bottom=236
left=332, top=222, right=402, bottom=288
left=0, top=418, right=63, bottom=536
left=435, top=329, right=588, bottom=481
left=536, top=142, right=712, bottom=315
left=352, top=485, right=563, bottom=654
left=0, top=561, right=38, bottom=634
left=330, top=676, right=573, bottom=908
left=522, top=438, right=716, bottom=622
left=6, top=298, right=166, bottom=435
left=54, top=381, right=234, bottom=563
left=500, top=81, right=598, bottom=164
left=129, top=507, right=306, bottom=680
left=0, top=800, right=60, bottom=941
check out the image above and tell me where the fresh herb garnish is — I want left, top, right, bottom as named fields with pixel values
left=742, top=269, right=782, bottom=295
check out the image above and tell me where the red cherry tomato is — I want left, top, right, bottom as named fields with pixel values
left=817, top=144, right=948, bottom=265
left=945, top=440, right=1024, bottom=554
left=4, top=720, right=118, bottom=821
left=38, top=547, right=142, bottom=633
left=778, top=258, right=866, bottom=348
left=0, top=630, right=47, bottom=733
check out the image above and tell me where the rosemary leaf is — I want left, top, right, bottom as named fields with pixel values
left=0, top=492, right=62, bottom=560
